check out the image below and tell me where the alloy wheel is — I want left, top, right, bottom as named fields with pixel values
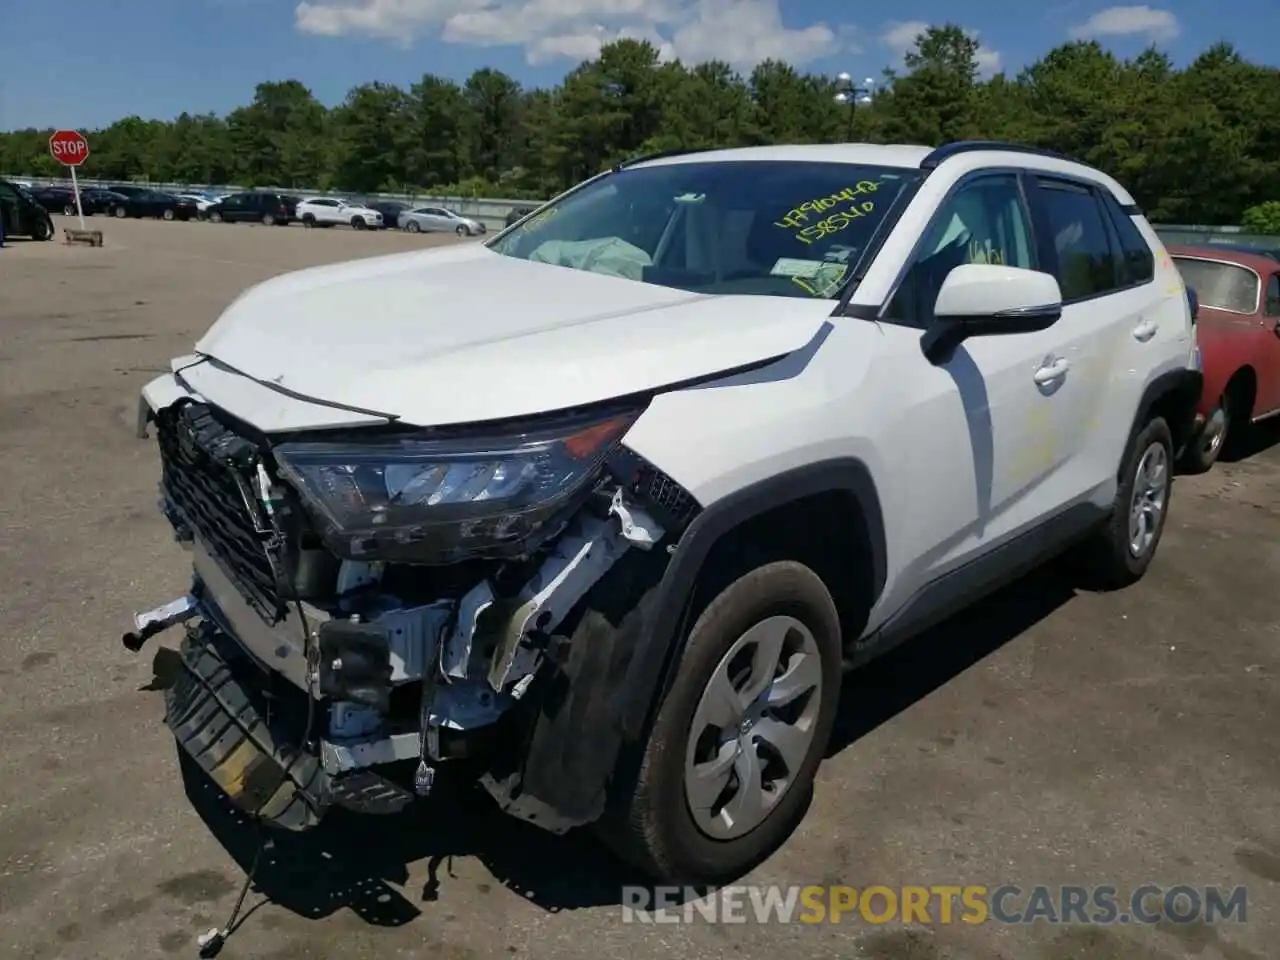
left=1128, top=441, right=1168, bottom=557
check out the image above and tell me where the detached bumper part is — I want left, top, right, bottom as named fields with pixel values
left=166, top=622, right=330, bottom=831
left=166, top=622, right=412, bottom=831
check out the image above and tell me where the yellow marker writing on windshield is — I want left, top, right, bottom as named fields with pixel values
left=775, top=181, right=880, bottom=229
left=792, top=202, right=876, bottom=245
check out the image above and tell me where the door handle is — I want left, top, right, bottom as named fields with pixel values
left=1033, top=357, right=1070, bottom=385
left=1133, top=319, right=1158, bottom=341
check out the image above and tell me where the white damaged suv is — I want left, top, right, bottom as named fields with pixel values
left=128, top=141, right=1201, bottom=885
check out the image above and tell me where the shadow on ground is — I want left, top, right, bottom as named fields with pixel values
left=1219, top=418, right=1280, bottom=465
left=170, top=558, right=1081, bottom=931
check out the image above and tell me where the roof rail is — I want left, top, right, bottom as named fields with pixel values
left=613, top=147, right=710, bottom=171
left=920, top=140, right=1074, bottom=170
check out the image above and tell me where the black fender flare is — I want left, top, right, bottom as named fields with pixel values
left=492, top=458, right=887, bottom=830
left=617, top=457, right=887, bottom=739
left=1135, top=366, right=1202, bottom=454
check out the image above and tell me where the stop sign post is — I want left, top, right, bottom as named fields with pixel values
left=48, top=130, right=90, bottom=229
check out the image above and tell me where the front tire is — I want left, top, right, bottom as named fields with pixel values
left=114, top=205, right=127, bottom=219
left=63, top=203, right=76, bottom=217
left=209, top=211, right=223, bottom=223
left=1074, top=416, right=1173, bottom=590
left=352, top=217, right=367, bottom=230
left=32, top=217, right=52, bottom=241
left=456, top=225, right=468, bottom=237
left=598, top=560, right=842, bottom=885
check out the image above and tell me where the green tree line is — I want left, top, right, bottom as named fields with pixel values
left=3, top=25, right=1279, bottom=225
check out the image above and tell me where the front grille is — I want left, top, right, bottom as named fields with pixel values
left=156, top=403, right=284, bottom=622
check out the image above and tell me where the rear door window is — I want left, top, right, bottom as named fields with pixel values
left=1099, top=193, right=1154, bottom=286
left=1036, top=179, right=1118, bottom=300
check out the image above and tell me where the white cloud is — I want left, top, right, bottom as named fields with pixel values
left=296, top=0, right=852, bottom=69
left=879, top=21, right=1002, bottom=76
left=1068, top=5, right=1180, bottom=43
left=880, top=20, right=928, bottom=62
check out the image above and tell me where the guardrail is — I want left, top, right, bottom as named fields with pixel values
left=3, top=175, right=550, bottom=231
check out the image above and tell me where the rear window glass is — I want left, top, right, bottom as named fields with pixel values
left=1171, top=258, right=1259, bottom=314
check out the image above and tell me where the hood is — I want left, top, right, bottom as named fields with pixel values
left=194, top=244, right=833, bottom=427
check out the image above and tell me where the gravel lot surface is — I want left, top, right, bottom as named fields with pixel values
left=1, top=216, right=1277, bottom=960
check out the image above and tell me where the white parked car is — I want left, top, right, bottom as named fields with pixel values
left=128, top=141, right=1200, bottom=887
left=296, top=197, right=383, bottom=230
left=176, top=194, right=219, bottom=213
left=399, top=206, right=485, bottom=236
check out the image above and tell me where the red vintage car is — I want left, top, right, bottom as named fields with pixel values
left=1169, top=245, right=1280, bottom=471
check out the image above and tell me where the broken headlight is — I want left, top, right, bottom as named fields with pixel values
left=272, top=409, right=641, bottom=563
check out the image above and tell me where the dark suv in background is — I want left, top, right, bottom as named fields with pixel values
left=203, top=192, right=295, bottom=225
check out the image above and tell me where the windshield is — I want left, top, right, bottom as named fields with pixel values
left=487, top=160, right=917, bottom=299
left=1172, top=257, right=1260, bottom=314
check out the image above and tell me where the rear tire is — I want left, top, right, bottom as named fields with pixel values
left=301, top=214, right=315, bottom=228
left=114, top=206, right=127, bottom=219
left=406, top=220, right=421, bottom=233
left=596, top=560, right=842, bottom=885
left=1073, top=416, right=1174, bottom=590
left=162, top=208, right=175, bottom=221
left=262, top=213, right=275, bottom=226
left=63, top=203, right=76, bottom=217
left=209, top=211, right=223, bottom=223
left=32, top=217, right=52, bottom=241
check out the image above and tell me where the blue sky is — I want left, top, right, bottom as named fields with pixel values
left=1, top=0, right=1275, bottom=131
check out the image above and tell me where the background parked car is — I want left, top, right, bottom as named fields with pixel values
left=1171, top=244, right=1280, bottom=471
left=400, top=206, right=485, bottom=236
left=31, top=185, right=129, bottom=217
left=295, top=197, right=383, bottom=230
left=105, top=186, right=198, bottom=220
left=203, top=191, right=294, bottom=225
left=30, top=185, right=76, bottom=214
left=361, top=199, right=410, bottom=229
left=175, top=193, right=222, bottom=214
left=504, top=205, right=536, bottom=227
left=0, top=179, right=55, bottom=240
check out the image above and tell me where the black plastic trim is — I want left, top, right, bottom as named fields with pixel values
left=1136, top=367, right=1203, bottom=453
left=920, top=140, right=1074, bottom=170
left=852, top=501, right=1105, bottom=666
left=617, top=458, right=886, bottom=739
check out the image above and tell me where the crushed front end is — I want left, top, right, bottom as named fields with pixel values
left=128, top=384, right=696, bottom=833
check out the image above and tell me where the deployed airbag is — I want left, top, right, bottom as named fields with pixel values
left=528, top=237, right=653, bottom=282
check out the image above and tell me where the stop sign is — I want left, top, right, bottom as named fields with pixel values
left=49, top=130, right=90, bottom=167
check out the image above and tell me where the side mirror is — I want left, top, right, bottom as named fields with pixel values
left=1186, top=286, right=1199, bottom=323
left=921, top=264, right=1063, bottom=365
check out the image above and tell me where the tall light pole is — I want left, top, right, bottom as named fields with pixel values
left=833, top=72, right=875, bottom=143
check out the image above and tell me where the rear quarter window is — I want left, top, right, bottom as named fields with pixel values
left=1171, top=258, right=1259, bottom=314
